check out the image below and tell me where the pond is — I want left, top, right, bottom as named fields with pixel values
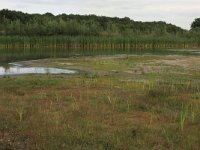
left=0, top=48, right=199, bottom=63
left=0, top=48, right=199, bottom=76
left=0, top=63, right=77, bottom=76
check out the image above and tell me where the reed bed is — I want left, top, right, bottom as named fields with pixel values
left=0, top=36, right=200, bottom=49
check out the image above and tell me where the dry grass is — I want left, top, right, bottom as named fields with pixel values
left=0, top=55, right=200, bottom=149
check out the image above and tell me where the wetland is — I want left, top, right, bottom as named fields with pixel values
left=0, top=48, right=200, bottom=150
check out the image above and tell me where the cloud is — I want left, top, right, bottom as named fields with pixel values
left=0, top=0, right=199, bottom=29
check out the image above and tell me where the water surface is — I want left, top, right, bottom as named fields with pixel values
left=0, top=48, right=200, bottom=76
left=0, top=63, right=76, bottom=76
left=1, top=48, right=200, bottom=63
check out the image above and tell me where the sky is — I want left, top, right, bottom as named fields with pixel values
left=1, top=0, right=200, bottom=30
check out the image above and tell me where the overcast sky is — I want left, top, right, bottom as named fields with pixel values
left=1, top=0, right=200, bottom=29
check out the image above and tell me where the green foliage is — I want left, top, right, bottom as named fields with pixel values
left=0, top=9, right=187, bottom=37
left=0, top=9, right=200, bottom=49
left=191, top=18, right=200, bottom=29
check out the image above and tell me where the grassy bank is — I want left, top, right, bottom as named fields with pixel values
left=0, top=55, right=200, bottom=149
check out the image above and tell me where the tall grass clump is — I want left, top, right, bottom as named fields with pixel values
left=180, top=104, right=188, bottom=131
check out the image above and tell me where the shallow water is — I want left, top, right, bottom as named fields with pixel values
left=0, top=48, right=200, bottom=76
left=0, top=63, right=76, bottom=76
left=1, top=48, right=200, bottom=63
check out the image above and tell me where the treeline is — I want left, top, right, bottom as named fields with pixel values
left=0, top=9, right=188, bottom=37
left=0, top=9, right=200, bottom=50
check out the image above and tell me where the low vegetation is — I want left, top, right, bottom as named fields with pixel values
left=0, top=55, right=199, bottom=149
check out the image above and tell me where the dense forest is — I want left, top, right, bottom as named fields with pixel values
left=0, top=9, right=200, bottom=49
left=0, top=9, right=192, bottom=36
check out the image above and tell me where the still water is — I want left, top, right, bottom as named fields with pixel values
left=0, top=48, right=199, bottom=76
left=0, top=63, right=76, bottom=76
left=0, top=48, right=199, bottom=63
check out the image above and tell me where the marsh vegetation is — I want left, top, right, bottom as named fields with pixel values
left=0, top=53, right=200, bottom=149
left=0, top=9, right=200, bottom=150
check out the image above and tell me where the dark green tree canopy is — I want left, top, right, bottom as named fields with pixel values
left=0, top=9, right=186, bottom=36
left=191, top=18, right=200, bottom=29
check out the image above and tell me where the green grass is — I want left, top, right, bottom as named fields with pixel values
left=0, top=55, right=200, bottom=149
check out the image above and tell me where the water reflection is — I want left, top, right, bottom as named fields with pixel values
left=0, top=63, right=76, bottom=76
left=1, top=48, right=199, bottom=63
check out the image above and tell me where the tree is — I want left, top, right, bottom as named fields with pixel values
left=0, top=9, right=188, bottom=37
left=191, top=18, right=200, bottom=29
